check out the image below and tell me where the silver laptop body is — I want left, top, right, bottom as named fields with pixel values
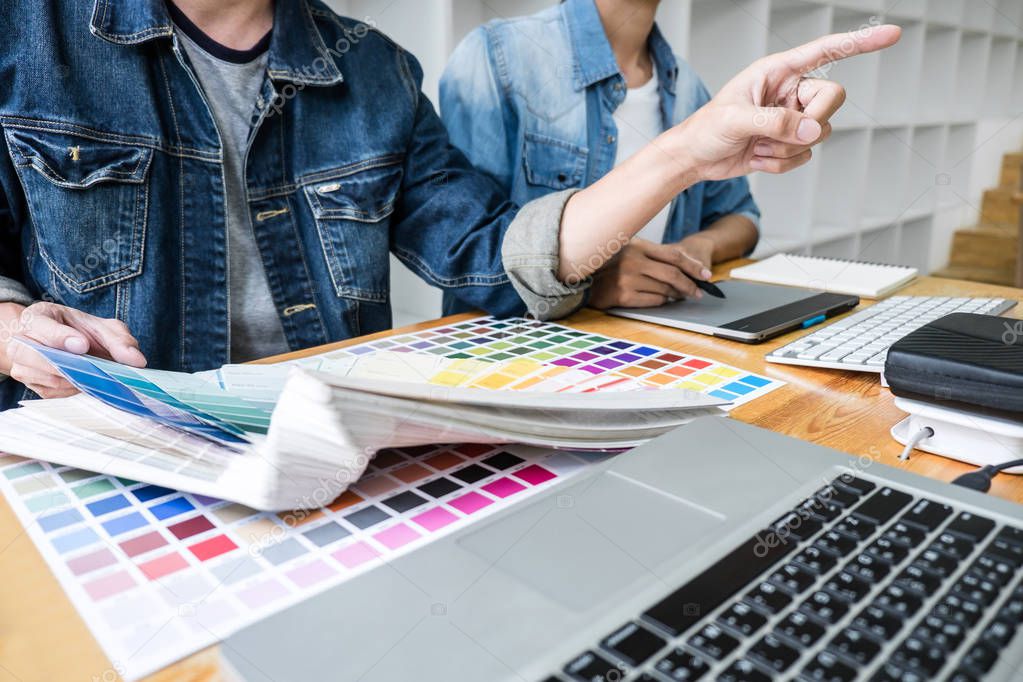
left=222, top=417, right=1023, bottom=681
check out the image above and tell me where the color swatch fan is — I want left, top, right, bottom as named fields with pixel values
left=0, top=319, right=781, bottom=511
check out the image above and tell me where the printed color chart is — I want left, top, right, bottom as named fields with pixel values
left=0, top=317, right=782, bottom=679
left=311, top=316, right=778, bottom=404
left=0, top=444, right=593, bottom=680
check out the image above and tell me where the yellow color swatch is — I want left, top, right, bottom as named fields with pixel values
left=690, top=373, right=723, bottom=386
left=474, top=373, right=518, bottom=390
left=430, top=358, right=493, bottom=386
left=510, top=364, right=570, bottom=389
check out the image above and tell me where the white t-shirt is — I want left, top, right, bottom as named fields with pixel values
left=612, top=69, right=671, bottom=244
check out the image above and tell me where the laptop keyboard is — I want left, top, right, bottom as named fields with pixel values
left=766, top=296, right=1016, bottom=372
left=549, top=475, right=1023, bottom=681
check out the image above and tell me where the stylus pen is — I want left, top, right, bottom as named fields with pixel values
left=692, top=278, right=726, bottom=299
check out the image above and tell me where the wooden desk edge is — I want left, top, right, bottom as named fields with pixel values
left=2, top=265, right=1022, bottom=682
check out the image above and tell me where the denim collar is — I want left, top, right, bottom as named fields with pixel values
left=89, top=0, right=344, bottom=86
left=560, top=0, right=678, bottom=94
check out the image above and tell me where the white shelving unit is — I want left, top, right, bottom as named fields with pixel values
left=325, top=0, right=1023, bottom=325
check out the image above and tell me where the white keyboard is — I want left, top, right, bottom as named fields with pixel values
left=767, top=295, right=1017, bottom=372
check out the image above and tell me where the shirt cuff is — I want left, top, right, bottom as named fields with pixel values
left=736, top=211, right=761, bottom=255
left=502, top=189, right=589, bottom=321
left=737, top=210, right=761, bottom=230
left=0, top=277, right=32, bottom=307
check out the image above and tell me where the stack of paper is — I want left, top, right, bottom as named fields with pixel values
left=0, top=340, right=726, bottom=511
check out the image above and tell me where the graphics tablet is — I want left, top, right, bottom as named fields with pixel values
left=608, top=280, right=859, bottom=343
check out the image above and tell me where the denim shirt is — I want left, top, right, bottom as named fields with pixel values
left=439, top=0, right=760, bottom=249
left=0, top=0, right=564, bottom=409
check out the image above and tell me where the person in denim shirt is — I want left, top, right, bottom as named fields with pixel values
left=0, top=0, right=898, bottom=406
left=441, top=0, right=762, bottom=311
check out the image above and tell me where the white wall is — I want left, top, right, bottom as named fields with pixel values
left=324, top=0, right=1023, bottom=325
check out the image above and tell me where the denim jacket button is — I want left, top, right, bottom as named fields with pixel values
left=606, top=134, right=616, bottom=144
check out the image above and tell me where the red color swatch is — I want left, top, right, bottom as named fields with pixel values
left=189, top=534, right=238, bottom=562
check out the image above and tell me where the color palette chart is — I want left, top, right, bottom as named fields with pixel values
left=310, top=316, right=780, bottom=405
left=0, top=442, right=599, bottom=680
left=0, top=317, right=783, bottom=679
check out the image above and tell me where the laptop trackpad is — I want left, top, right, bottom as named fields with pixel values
left=457, top=471, right=726, bottom=612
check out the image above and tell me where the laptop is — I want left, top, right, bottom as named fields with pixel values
left=221, top=417, right=1023, bottom=681
left=608, top=281, right=859, bottom=343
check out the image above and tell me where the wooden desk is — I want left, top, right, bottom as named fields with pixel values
left=1, top=268, right=1022, bottom=682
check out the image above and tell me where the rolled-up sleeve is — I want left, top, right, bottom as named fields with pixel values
left=501, top=189, right=589, bottom=320
left=0, top=277, right=31, bottom=306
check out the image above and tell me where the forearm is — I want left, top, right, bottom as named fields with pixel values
left=0, top=302, right=26, bottom=375
left=683, top=214, right=759, bottom=264
left=557, top=130, right=697, bottom=282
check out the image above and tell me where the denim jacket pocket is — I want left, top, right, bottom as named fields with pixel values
left=4, top=126, right=151, bottom=292
left=522, top=132, right=587, bottom=191
left=303, top=156, right=403, bottom=303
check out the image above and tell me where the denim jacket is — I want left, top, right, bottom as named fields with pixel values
left=440, top=0, right=760, bottom=246
left=0, top=0, right=576, bottom=408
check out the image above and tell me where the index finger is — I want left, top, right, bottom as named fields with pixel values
left=778, top=24, right=901, bottom=74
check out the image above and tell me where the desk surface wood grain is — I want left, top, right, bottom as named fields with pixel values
left=1, top=266, right=1021, bottom=681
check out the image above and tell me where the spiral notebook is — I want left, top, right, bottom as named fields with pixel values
left=730, top=254, right=917, bottom=298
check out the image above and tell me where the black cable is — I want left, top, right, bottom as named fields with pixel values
left=951, top=459, right=1023, bottom=493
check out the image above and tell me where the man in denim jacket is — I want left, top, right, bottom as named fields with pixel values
left=0, top=0, right=898, bottom=406
left=440, top=0, right=760, bottom=313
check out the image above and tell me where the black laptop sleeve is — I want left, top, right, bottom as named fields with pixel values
left=884, top=312, right=1023, bottom=418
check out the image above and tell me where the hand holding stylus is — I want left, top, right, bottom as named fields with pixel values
left=590, top=239, right=721, bottom=309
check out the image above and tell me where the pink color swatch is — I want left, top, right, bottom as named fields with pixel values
left=286, top=560, right=335, bottom=588
left=67, top=547, right=117, bottom=576
left=83, top=570, right=136, bottom=601
left=138, top=552, right=188, bottom=580
left=514, top=465, right=557, bottom=486
left=119, top=530, right=167, bottom=558
left=481, top=477, right=526, bottom=499
left=448, top=491, right=493, bottom=515
left=333, top=541, right=380, bottom=568
left=373, top=523, right=420, bottom=550
left=410, top=507, right=457, bottom=532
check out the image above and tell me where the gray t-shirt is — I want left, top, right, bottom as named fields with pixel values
left=178, top=31, right=290, bottom=363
